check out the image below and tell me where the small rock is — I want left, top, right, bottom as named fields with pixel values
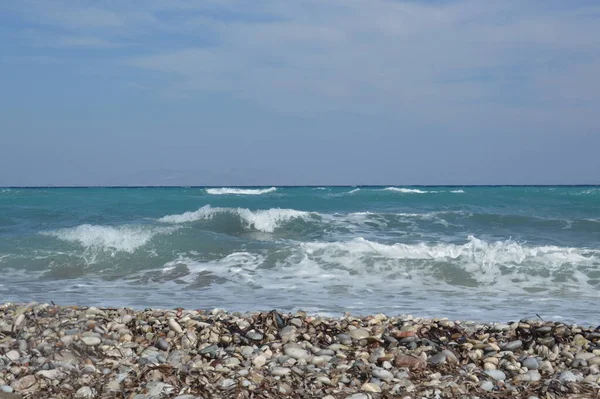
left=503, top=340, right=522, bottom=351
left=558, top=370, right=577, bottom=383
left=246, top=330, right=264, bottom=341
left=219, top=378, right=235, bottom=389
left=349, top=328, right=370, bottom=340
left=0, top=386, right=14, bottom=393
left=168, top=318, right=184, bottom=334
left=271, top=367, right=291, bottom=376
left=253, top=355, right=267, bottom=368
left=345, top=395, right=371, bottom=399
left=480, top=381, right=494, bottom=391
left=155, top=338, right=170, bottom=351
left=429, top=352, right=447, bottom=365
left=394, top=354, right=426, bottom=370
left=10, top=375, right=36, bottom=392
left=485, top=370, right=506, bottom=381
left=284, top=344, right=310, bottom=360
left=361, top=382, right=381, bottom=393
left=372, top=368, right=394, bottom=381
left=527, top=370, right=541, bottom=382
left=81, top=336, right=101, bottom=346
left=36, top=370, right=65, bottom=380
left=522, top=357, right=539, bottom=370
left=5, top=351, right=20, bottom=362
left=74, top=386, right=96, bottom=399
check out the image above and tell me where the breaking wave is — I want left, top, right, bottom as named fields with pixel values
left=206, top=187, right=277, bottom=195
left=41, top=224, right=177, bottom=253
left=159, top=205, right=313, bottom=233
left=383, top=187, right=428, bottom=194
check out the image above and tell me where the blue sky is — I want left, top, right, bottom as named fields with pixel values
left=1, top=0, right=599, bottom=185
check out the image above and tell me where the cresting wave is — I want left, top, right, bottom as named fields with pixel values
left=150, top=236, right=600, bottom=298
left=41, top=224, right=178, bottom=253
left=205, top=187, right=277, bottom=195
left=383, top=187, right=464, bottom=194
left=159, top=205, right=312, bottom=233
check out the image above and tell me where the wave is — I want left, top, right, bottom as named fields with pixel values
left=205, top=187, right=277, bottom=195
left=451, top=190, right=465, bottom=193
left=41, top=224, right=177, bottom=253
left=383, top=187, right=428, bottom=194
left=159, top=205, right=313, bottom=233
left=132, top=236, right=600, bottom=301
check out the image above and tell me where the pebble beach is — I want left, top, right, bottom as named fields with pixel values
left=1, top=303, right=599, bottom=398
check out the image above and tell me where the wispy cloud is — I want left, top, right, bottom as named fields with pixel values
left=5, top=0, right=600, bottom=117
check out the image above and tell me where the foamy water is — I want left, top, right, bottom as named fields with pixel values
left=1, top=186, right=599, bottom=323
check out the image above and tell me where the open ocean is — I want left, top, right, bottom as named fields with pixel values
left=1, top=186, right=599, bottom=324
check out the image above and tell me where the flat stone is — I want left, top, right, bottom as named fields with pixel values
left=589, top=357, right=600, bottom=366
left=146, top=382, right=175, bottom=397
left=155, top=338, right=170, bottom=351
left=0, top=386, right=14, bottom=393
left=480, top=381, right=494, bottom=391
left=271, top=367, right=291, bottom=376
left=10, top=376, right=36, bottom=392
left=485, top=370, right=506, bottom=381
left=246, top=330, right=264, bottom=341
left=252, top=355, right=266, bottom=368
left=394, top=354, right=426, bottom=370
left=284, top=344, right=310, bottom=360
left=522, top=357, right=539, bottom=370
left=5, top=351, right=20, bottom=362
left=349, top=328, right=370, bottom=340
left=361, top=382, right=381, bottom=393
left=168, top=318, right=184, bottom=334
left=372, top=368, right=394, bottom=381
left=558, top=371, right=577, bottom=383
left=429, top=352, right=447, bottom=365
left=81, top=336, right=101, bottom=346
left=219, top=379, right=235, bottom=389
left=36, top=370, right=65, bottom=380
left=527, top=370, right=541, bottom=382
left=345, top=395, right=371, bottom=399
left=503, top=340, right=522, bottom=351
left=441, top=349, right=458, bottom=363
left=74, top=386, right=96, bottom=399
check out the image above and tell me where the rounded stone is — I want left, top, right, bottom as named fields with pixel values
left=361, top=382, right=382, bottom=393
left=480, top=381, right=494, bottom=391
left=372, top=368, right=394, bottom=381
left=485, top=370, right=506, bottom=381
left=522, top=357, right=539, bottom=370
left=81, top=336, right=101, bottom=346
left=503, top=340, right=523, bottom=351
left=252, top=355, right=267, bottom=368
left=349, top=329, right=370, bottom=340
left=271, top=367, right=291, bottom=376
left=558, top=371, right=577, bottom=383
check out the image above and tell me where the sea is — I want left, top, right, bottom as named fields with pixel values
left=1, top=186, right=599, bottom=324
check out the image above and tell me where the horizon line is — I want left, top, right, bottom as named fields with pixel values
left=2, top=184, right=599, bottom=189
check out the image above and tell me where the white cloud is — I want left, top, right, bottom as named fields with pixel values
left=8, top=0, right=600, bottom=118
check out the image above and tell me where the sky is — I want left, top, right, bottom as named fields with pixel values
left=1, top=0, right=599, bottom=186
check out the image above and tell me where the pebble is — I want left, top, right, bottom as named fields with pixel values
left=361, top=382, right=382, bottom=393
left=484, top=370, right=506, bottom=381
left=81, top=336, right=101, bottom=346
left=0, top=303, right=599, bottom=398
left=372, top=368, right=394, bottom=381
left=271, top=367, right=291, bottom=376
left=74, top=386, right=96, bottom=398
left=349, top=328, right=370, bottom=340
left=155, top=338, right=170, bottom=351
left=503, top=340, right=523, bottom=351
left=480, top=381, right=494, bottom=391
left=522, top=357, right=539, bottom=370
left=558, top=370, right=577, bottom=383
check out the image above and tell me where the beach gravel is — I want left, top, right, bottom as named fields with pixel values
left=1, top=302, right=599, bottom=398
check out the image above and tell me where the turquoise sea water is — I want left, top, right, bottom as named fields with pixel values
left=1, top=186, right=599, bottom=323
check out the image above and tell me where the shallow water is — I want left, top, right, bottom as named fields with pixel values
left=1, top=186, right=599, bottom=323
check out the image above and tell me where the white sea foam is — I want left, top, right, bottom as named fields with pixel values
left=42, top=224, right=177, bottom=253
left=347, top=188, right=361, bottom=194
left=159, top=205, right=312, bottom=233
left=451, top=190, right=465, bottom=193
left=206, top=187, right=277, bottom=195
left=383, top=187, right=429, bottom=194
